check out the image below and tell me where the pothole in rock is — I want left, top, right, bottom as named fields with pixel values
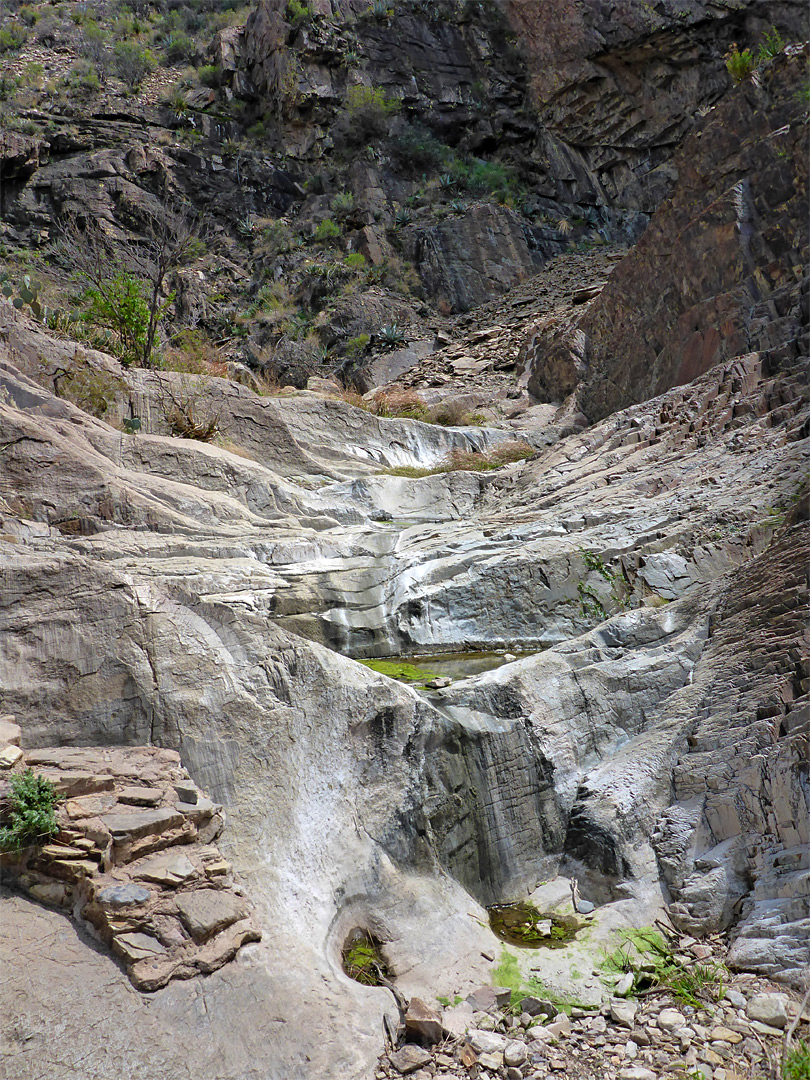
left=358, top=650, right=538, bottom=689
left=341, top=928, right=391, bottom=987
left=488, top=901, right=582, bottom=949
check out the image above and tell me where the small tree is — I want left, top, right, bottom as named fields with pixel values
left=114, top=41, right=156, bottom=90
left=0, top=769, right=61, bottom=853
left=58, top=206, right=205, bottom=368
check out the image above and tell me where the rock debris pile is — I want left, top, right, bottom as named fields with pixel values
left=0, top=722, right=260, bottom=992
left=378, top=970, right=809, bottom=1080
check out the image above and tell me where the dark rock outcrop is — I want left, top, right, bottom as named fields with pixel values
left=522, top=46, right=809, bottom=420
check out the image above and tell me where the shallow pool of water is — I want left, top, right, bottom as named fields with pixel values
left=358, top=649, right=538, bottom=686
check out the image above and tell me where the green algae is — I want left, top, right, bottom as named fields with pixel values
left=357, top=658, right=440, bottom=683
left=488, top=901, right=580, bottom=949
left=342, top=931, right=389, bottom=987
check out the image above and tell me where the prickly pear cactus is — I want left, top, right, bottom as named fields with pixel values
left=0, top=273, right=50, bottom=323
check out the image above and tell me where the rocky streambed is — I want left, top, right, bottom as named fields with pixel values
left=1, top=299, right=807, bottom=1079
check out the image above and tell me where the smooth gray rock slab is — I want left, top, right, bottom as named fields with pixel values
left=114, top=931, right=167, bottom=962
left=96, top=884, right=151, bottom=908
left=117, top=786, right=163, bottom=807
left=133, top=851, right=197, bottom=886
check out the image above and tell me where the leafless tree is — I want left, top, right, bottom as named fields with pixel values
left=57, top=203, right=206, bottom=368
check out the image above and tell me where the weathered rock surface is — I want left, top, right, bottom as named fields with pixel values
left=0, top=736, right=260, bottom=992
left=522, top=47, right=808, bottom=420
left=0, top=284, right=807, bottom=1075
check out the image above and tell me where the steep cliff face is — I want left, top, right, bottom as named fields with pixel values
left=1, top=4, right=809, bottom=1079
left=521, top=46, right=808, bottom=419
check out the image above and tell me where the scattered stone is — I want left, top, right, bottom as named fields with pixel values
left=134, top=851, right=197, bottom=886
left=724, top=989, right=746, bottom=1009
left=618, top=1069, right=656, bottom=1080
left=388, top=1045, right=432, bottom=1075
left=504, top=1039, right=528, bottom=1066
left=746, top=993, right=788, bottom=1028
left=711, top=1026, right=743, bottom=1044
left=610, top=999, right=638, bottom=1027
left=113, top=932, right=167, bottom=962
left=173, top=782, right=198, bottom=804
left=0, top=744, right=23, bottom=768
left=614, top=971, right=635, bottom=997
left=405, top=998, right=443, bottom=1046
left=521, top=996, right=557, bottom=1018
left=479, top=1051, right=504, bottom=1070
left=424, top=677, right=451, bottom=689
left=467, top=985, right=513, bottom=1012
left=117, top=786, right=163, bottom=807
left=441, top=1001, right=475, bottom=1038
left=657, top=1008, right=686, bottom=1032
left=467, top=1029, right=507, bottom=1055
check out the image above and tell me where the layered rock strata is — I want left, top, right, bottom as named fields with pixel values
left=0, top=735, right=260, bottom=991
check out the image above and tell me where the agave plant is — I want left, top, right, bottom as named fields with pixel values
left=378, top=323, right=406, bottom=348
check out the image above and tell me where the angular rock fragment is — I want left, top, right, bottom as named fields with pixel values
left=175, top=889, right=247, bottom=943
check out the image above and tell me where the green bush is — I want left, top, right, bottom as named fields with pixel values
left=389, top=124, right=451, bottom=175
left=344, top=252, right=366, bottom=271
left=342, top=84, right=400, bottom=143
left=757, top=26, right=785, bottom=62
left=725, top=43, right=756, bottom=83
left=198, top=64, right=221, bottom=88
left=331, top=191, right=356, bottom=220
left=0, top=769, right=61, bottom=853
left=114, top=42, right=157, bottom=88
left=0, top=25, right=27, bottom=53
left=783, top=1040, right=810, bottom=1080
left=313, top=218, right=341, bottom=243
left=80, top=271, right=151, bottom=367
left=286, top=0, right=312, bottom=23
left=344, top=332, right=370, bottom=358
left=162, top=31, right=195, bottom=64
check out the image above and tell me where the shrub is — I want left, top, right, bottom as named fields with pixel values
left=56, top=358, right=126, bottom=418
left=197, top=64, right=221, bottom=88
left=344, top=252, right=366, bottom=270
left=342, top=84, right=400, bottom=142
left=80, top=271, right=151, bottom=367
left=313, top=218, right=341, bottom=243
left=725, top=43, right=756, bottom=83
left=382, top=440, right=534, bottom=477
left=162, top=31, right=194, bottom=64
left=344, top=332, right=370, bottom=358
left=331, top=191, right=356, bottom=220
left=114, top=42, right=157, bottom=88
left=783, top=1040, right=810, bottom=1080
left=286, top=0, right=312, bottom=23
left=0, top=25, right=27, bottom=53
left=372, top=389, right=429, bottom=421
left=0, top=769, right=61, bottom=852
left=757, top=26, right=785, bottom=62
left=388, top=124, right=450, bottom=175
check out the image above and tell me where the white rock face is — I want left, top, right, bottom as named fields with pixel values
left=0, top=318, right=808, bottom=1078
